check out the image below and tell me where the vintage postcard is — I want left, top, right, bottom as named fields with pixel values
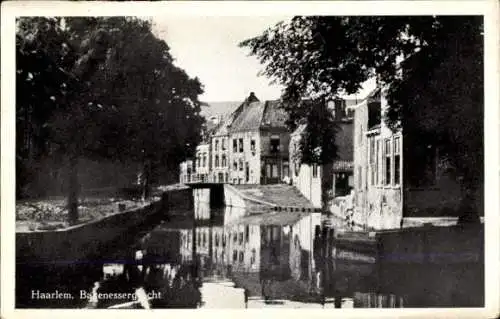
left=1, top=1, right=499, bottom=318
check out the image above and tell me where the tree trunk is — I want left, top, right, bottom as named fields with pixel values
left=457, top=173, right=481, bottom=225
left=321, top=163, right=334, bottom=214
left=141, top=160, right=151, bottom=201
left=67, top=156, right=79, bottom=225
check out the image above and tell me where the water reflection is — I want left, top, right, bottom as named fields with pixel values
left=17, top=190, right=384, bottom=309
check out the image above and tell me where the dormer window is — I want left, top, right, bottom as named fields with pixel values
left=270, top=136, right=280, bottom=153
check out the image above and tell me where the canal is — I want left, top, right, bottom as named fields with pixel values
left=16, top=190, right=357, bottom=309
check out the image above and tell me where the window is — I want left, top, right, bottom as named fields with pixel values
left=271, top=164, right=278, bottom=178
left=250, top=140, right=256, bottom=154
left=266, top=164, right=272, bottom=178
left=245, top=225, right=249, bottom=242
left=196, top=156, right=200, bottom=168
left=238, top=178, right=242, bottom=184
left=369, top=138, right=376, bottom=186
left=215, top=139, right=219, bottom=151
left=384, top=139, right=391, bottom=185
left=251, top=249, right=256, bottom=265
left=239, top=232, right=243, bottom=245
left=357, top=166, right=362, bottom=189
left=202, top=154, right=206, bottom=168
left=313, top=163, right=318, bottom=178
left=283, top=161, right=289, bottom=178
left=239, top=138, right=244, bottom=152
left=272, top=226, right=280, bottom=241
left=215, top=155, right=219, bottom=168
left=225, top=173, right=228, bottom=183
left=233, top=161, right=238, bottom=171
left=233, top=232, right=238, bottom=243
left=222, top=234, right=226, bottom=247
left=368, top=101, right=382, bottom=130
left=233, top=250, right=238, bottom=262
left=222, top=138, right=227, bottom=150
left=233, top=139, right=237, bottom=153
left=222, top=155, right=227, bottom=167
left=270, top=137, right=280, bottom=152
left=203, top=232, right=207, bottom=247
left=215, top=233, right=219, bottom=247
left=376, top=139, right=381, bottom=185
left=239, top=251, right=244, bottom=263
left=238, top=159, right=243, bottom=171
left=265, top=227, right=272, bottom=244
left=294, top=161, right=300, bottom=177
left=245, top=162, right=250, bottom=182
left=394, top=137, right=401, bottom=185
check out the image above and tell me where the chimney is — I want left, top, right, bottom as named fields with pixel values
left=246, top=92, right=259, bottom=103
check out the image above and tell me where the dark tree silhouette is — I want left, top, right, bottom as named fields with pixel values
left=16, top=17, right=205, bottom=223
left=240, top=16, right=483, bottom=221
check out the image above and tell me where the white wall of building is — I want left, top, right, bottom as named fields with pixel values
left=353, top=90, right=403, bottom=230
left=228, top=131, right=261, bottom=184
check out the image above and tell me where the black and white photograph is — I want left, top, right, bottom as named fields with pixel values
left=2, top=1, right=499, bottom=316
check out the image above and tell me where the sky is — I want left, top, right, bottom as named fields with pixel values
left=152, top=16, right=290, bottom=103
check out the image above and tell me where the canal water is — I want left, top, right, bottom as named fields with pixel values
left=16, top=193, right=357, bottom=309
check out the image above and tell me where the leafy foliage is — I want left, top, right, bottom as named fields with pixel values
left=16, top=17, right=205, bottom=219
left=240, top=16, right=483, bottom=197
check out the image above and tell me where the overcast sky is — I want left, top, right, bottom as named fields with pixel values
left=152, top=16, right=289, bottom=102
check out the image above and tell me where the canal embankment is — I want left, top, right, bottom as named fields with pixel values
left=16, top=186, right=193, bottom=265
left=15, top=185, right=194, bottom=308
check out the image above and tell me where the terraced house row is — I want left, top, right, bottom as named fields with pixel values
left=180, top=92, right=291, bottom=185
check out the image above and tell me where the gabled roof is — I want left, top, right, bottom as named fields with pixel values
left=261, top=100, right=288, bottom=129
left=228, top=101, right=266, bottom=133
left=201, top=101, right=241, bottom=119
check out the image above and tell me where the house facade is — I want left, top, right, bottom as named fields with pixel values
left=290, top=99, right=355, bottom=209
left=227, top=95, right=290, bottom=185
left=210, top=116, right=231, bottom=184
left=194, top=143, right=211, bottom=183
left=179, top=93, right=290, bottom=186
left=353, top=88, right=403, bottom=230
left=351, top=82, right=481, bottom=230
left=179, top=160, right=194, bottom=184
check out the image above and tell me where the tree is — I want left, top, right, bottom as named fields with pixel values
left=16, top=17, right=205, bottom=223
left=240, top=16, right=483, bottom=220
left=17, top=17, right=113, bottom=224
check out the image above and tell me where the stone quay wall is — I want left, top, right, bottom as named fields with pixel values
left=16, top=188, right=193, bottom=265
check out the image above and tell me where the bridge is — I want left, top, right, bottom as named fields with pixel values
left=183, top=181, right=226, bottom=209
